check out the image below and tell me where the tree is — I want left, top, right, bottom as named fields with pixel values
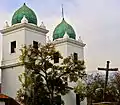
left=86, top=73, right=104, bottom=103
left=86, top=72, right=118, bottom=104
left=74, top=80, right=87, bottom=105
left=111, top=72, right=120, bottom=104
left=16, top=43, right=86, bottom=105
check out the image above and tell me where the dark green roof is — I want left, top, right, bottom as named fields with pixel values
left=12, top=3, right=37, bottom=25
left=53, top=18, right=76, bottom=40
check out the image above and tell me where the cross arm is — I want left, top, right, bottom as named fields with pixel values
left=98, top=68, right=106, bottom=70
left=108, top=68, right=118, bottom=71
left=98, top=68, right=118, bottom=71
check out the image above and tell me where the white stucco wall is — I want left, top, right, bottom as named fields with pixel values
left=1, top=66, right=24, bottom=99
left=67, top=43, right=84, bottom=60
left=2, top=28, right=25, bottom=65
left=54, top=38, right=84, bottom=60
left=0, top=101, right=5, bottom=105
left=25, top=28, right=46, bottom=45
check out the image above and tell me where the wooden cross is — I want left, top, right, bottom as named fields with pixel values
left=98, top=61, right=118, bottom=101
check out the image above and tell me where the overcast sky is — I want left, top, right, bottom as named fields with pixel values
left=0, top=0, right=120, bottom=72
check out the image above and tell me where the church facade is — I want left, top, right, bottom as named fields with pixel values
left=0, top=3, right=86, bottom=105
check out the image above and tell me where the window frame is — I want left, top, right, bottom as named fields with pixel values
left=73, top=52, right=78, bottom=63
left=33, top=41, right=38, bottom=49
left=11, top=41, right=16, bottom=53
left=54, top=52, right=59, bottom=63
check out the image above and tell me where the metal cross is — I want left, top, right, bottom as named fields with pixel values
left=61, top=4, right=64, bottom=19
left=98, top=61, right=118, bottom=101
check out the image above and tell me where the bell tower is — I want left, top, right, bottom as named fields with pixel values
left=0, top=3, right=48, bottom=99
left=52, top=6, right=86, bottom=105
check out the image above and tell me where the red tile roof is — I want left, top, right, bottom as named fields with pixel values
left=0, top=94, right=20, bottom=105
left=0, top=94, right=9, bottom=99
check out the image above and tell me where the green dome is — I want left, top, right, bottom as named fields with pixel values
left=12, top=3, right=37, bottom=25
left=53, top=18, right=76, bottom=40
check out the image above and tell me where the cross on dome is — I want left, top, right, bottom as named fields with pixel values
left=53, top=5, right=76, bottom=41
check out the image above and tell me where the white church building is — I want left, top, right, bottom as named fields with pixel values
left=0, top=3, right=86, bottom=105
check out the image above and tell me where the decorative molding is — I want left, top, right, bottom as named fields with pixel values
left=0, top=23, right=49, bottom=34
left=40, top=22, right=46, bottom=29
left=0, top=62, right=23, bottom=69
left=4, top=21, right=9, bottom=29
left=53, top=38, right=86, bottom=47
left=93, top=102, right=118, bottom=105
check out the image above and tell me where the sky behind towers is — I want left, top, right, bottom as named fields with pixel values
left=0, top=0, right=120, bottom=72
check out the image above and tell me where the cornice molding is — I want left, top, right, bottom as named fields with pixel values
left=0, top=62, right=23, bottom=69
left=53, top=38, right=86, bottom=47
left=0, top=23, right=49, bottom=34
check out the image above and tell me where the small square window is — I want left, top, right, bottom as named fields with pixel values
left=33, top=41, right=38, bottom=49
left=11, top=41, right=16, bottom=53
left=74, top=53, right=78, bottom=64
left=74, top=53, right=78, bottom=61
left=54, top=52, right=59, bottom=63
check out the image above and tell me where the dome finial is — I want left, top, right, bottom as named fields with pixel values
left=47, top=36, right=51, bottom=43
left=4, top=21, right=9, bottom=28
left=40, top=21, right=46, bottom=29
left=62, top=4, right=64, bottom=19
left=24, top=3, right=26, bottom=5
left=78, top=36, right=83, bottom=43
left=21, top=15, right=28, bottom=23
left=64, top=32, right=69, bottom=39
